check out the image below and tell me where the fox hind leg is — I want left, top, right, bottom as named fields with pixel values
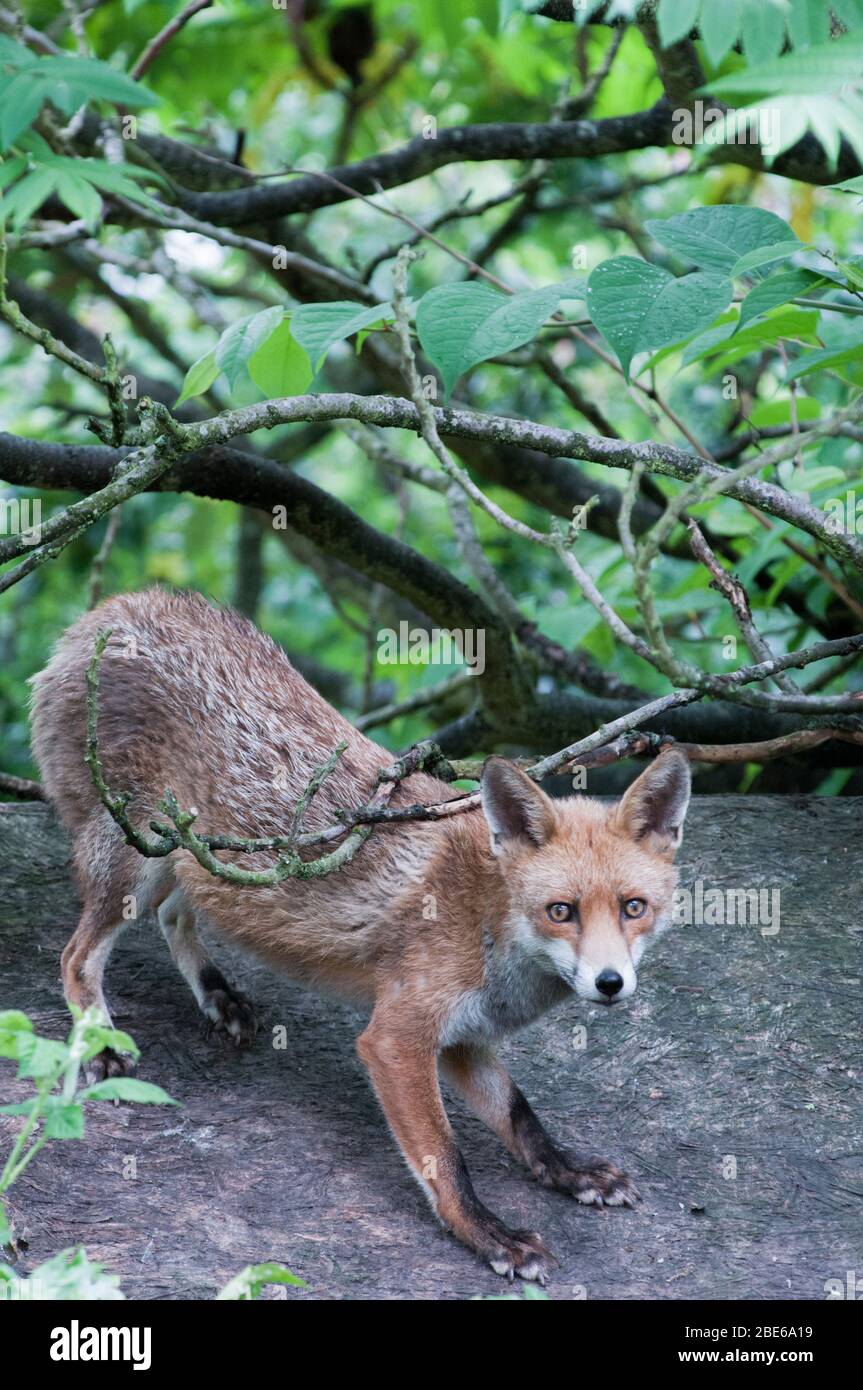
left=61, top=820, right=140, bottom=1082
left=157, top=887, right=258, bottom=1047
left=62, top=906, right=132, bottom=1082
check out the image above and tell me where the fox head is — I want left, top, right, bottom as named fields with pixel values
left=481, top=749, right=691, bottom=1005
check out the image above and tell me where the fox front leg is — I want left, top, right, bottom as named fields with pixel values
left=442, top=1043, right=640, bottom=1208
left=357, top=1015, right=555, bottom=1282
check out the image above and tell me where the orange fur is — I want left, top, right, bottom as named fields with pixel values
left=30, top=588, right=691, bottom=1281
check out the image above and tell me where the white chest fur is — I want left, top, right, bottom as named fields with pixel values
left=438, top=931, right=573, bottom=1048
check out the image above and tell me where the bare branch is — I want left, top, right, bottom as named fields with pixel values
left=131, top=0, right=213, bottom=80
left=687, top=519, right=799, bottom=695
left=142, top=392, right=863, bottom=575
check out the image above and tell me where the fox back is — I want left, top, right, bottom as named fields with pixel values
left=31, top=586, right=691, bottom=1013
left=30, top=588, right=458, bottom=995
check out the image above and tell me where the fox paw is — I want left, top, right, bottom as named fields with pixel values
left=202, top=988, right=258, bottom=1048
left=545, top=1157, right=640, bottom=1208
left=84, top=1046, right=135, bottom=1087
left=486, top=1228, right=556, bottom=1284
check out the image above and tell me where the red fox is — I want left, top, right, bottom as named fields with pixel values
left=31, top=588, right=691, bottom=1283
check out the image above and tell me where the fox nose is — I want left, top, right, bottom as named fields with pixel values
left=596, top=969, right=624, bottom=998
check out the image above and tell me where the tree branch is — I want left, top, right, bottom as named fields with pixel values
left=113, top=392, right=863, bottom=575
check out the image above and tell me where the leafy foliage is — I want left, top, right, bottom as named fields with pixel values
left=0, top=1245, right=125, bottom=1300
left=0, top=1008, right=175, bottom=1246
left=216, top=1262, right=307, bottom=1300
left=415, top=281, right=583, bottom=398
left=0, top=37, right=155, bottom=148
left=0, top=1247, right=305, bottom=1301
left=587, top=258, right=731, bottom=379
left=1, top=0, right=862, bottom=799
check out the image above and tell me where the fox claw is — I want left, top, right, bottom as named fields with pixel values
left=487, top=1228, right=556, bottom=1284
left=201, top=989, right=258, bottom=1048
left=84, top=1046, right=134, bottom=1089
left=544, top=1156, right=640, bottom=1209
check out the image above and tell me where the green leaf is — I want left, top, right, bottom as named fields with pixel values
left=33, top=156, right=167, bottom=212
left=290, top=300, right=392, bottom=371
left=740, top=0, right=786, bottom=64
left=0, top=54, right=156, bottom=149
left=12, top=1246, right=125, bottom=1300
left=0, top=156, right=26, bottom=191
left=0, top=76, right=46, bottom=149
left=730, top=241, right=806, bottom=276
left=35, top=57, right=156, bottom=110
left=415, top=281, right=579, bottom=398
left=786, top=340, right=863, bottom=382
left=0, top=167, right=57, bottom=227
left=738, top=269, right=827, bottom=328
left=704, top=38, right=863, bottom=97
left=834, top=257, right=863, bottom=291
left=780, top=463, right=848, bottom=494
left=216, top=1262, right=306, bottom=1300
left=686, top=305, right=817, bottom=369
left=700, top=308, right=820, bottom=372
left=44, top=1102, right=85, bottom=1141
left=175, top=348, right=219, bottom=407
left=700, top=0, right=742, bottom=67
left=657, top=0, right=701, bottom=48
left=586, top=257, right=732, bottom=379
left=79, top=1023, right=139, bottom=1061
left=78, top=1078, right=178, bottom=1105
left=215, top=307, right=284, bottom=391
left=66, top=158, right=166, bottom=193
left=415, top=284, right=510, bottom=397
left=0, top=36, right=32, bottom=68
left=14, top=130, right=53, bottom=158
left=787, top=0, right=831, bottom=49
left=646, top=206, right=799, bottom=276
left=833, top=0, right=863, bottom=30
left=54, top=170, right=102, bottom=226
left=748, top=396, right=821, bottom=427
left=642, top=308, right=738, bottom=372
left=247, top=318, right=313, bottom=398
left=0, top=1010, right=32, bottom=1034
left=833, top=174, right=863, bottom=195
left=16, top=1035, right=68, bottom=1080
left=728, top=94, right=858, bottom=168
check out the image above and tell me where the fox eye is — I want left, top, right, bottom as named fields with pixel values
left=623, top=897, right=647, bottom=919
left=546, top=902, right=572, bottom=924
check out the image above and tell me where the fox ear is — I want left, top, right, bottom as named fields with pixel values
left=616, top=749, right=691, bottom=860
left=481, top=756, right=555, bottom=855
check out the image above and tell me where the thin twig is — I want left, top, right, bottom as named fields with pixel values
left=356, top=671, right=475, bottom=733
left=687, top=519, right=799, bottom=694
left=87, top=507, right=122, bottom=609
left=131, top=0, right=213, bottom=81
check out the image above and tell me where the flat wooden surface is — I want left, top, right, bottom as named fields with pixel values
left=1, top=797, right=861, bottom=1301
